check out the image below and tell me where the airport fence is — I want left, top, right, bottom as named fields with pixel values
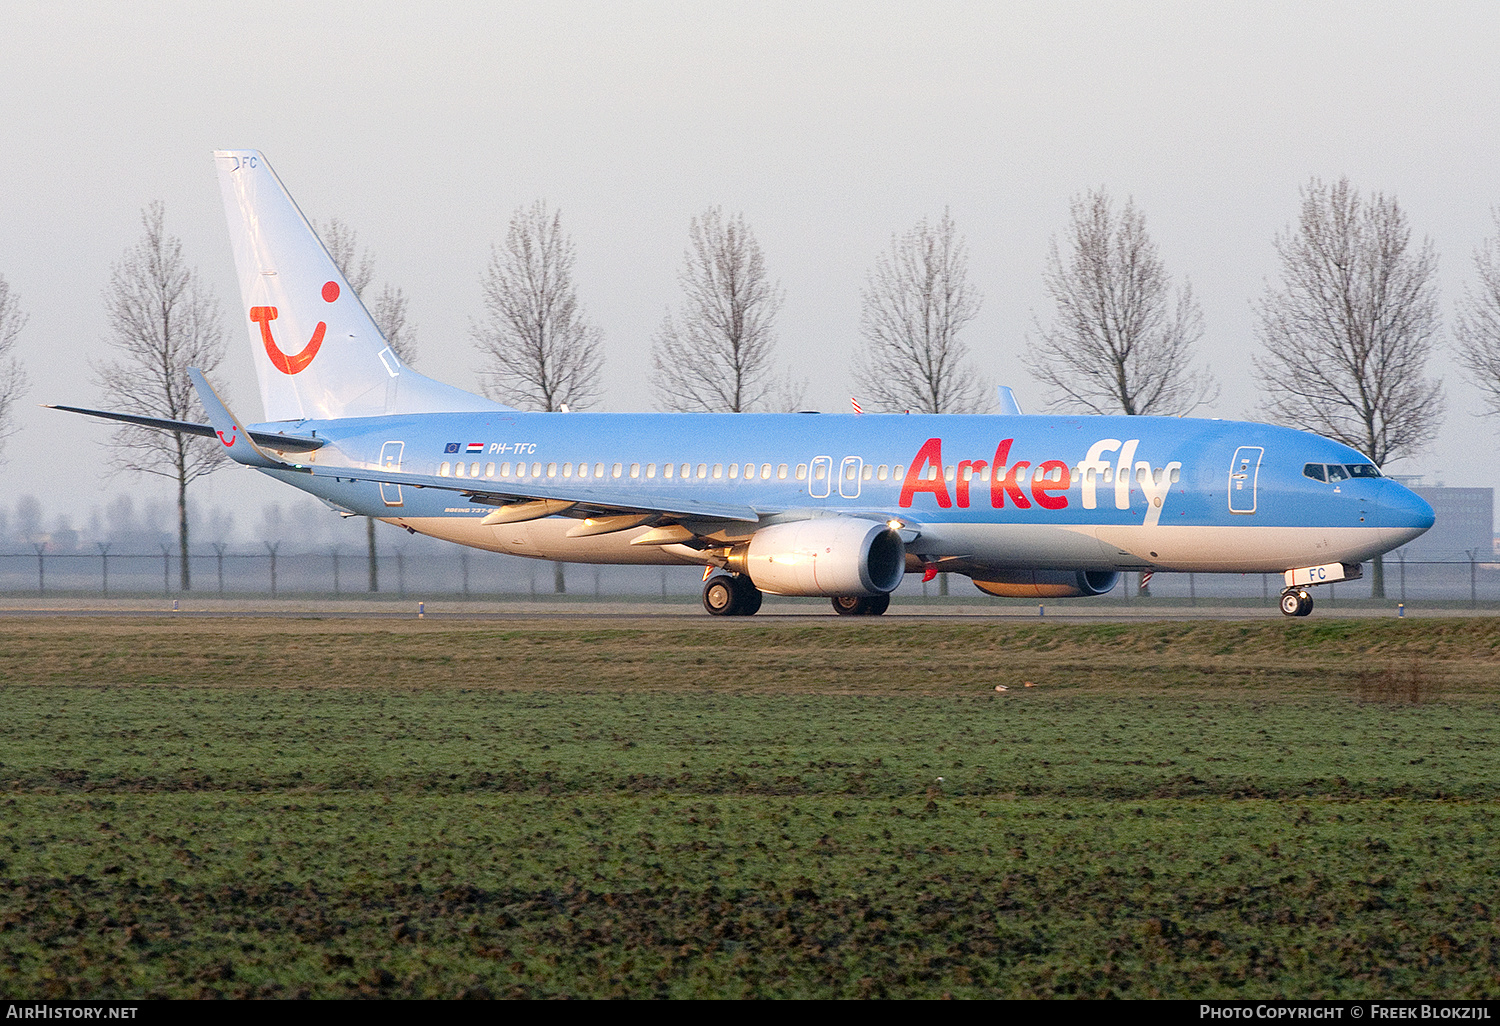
left=1, top=549, right=1498, bottom=606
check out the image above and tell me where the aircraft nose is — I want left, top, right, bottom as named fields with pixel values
left=1378, top=480, right=1435, bottom=549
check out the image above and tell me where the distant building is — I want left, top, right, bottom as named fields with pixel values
left=1389, top=484, right=1494, bottom=562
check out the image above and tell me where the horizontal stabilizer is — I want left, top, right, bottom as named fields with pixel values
left=46, top=404, right=324, bottom=452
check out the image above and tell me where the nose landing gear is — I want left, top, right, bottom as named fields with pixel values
left=1279, top=589, right=1314, bottom=617
left=831, top=594, right=891, bottom=616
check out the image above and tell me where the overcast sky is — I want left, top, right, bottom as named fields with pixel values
left=3, top=1, right=1498, bottom=537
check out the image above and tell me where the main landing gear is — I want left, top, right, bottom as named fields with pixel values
left=831, top=594, right=891, bottom=616
left=1280, top=589, right=1314, bottom=617
left=702, top=573, right=763, bottom=616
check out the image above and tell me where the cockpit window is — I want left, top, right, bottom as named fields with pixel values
left=1302, top=463, right=1326, bottom=482
left=1346, top=463, right=1380, bottom=478
left=1324, top=464, right=1349, bottom=483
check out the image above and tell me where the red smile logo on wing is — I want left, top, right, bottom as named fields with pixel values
left=251, top=281, right=340, bottom=375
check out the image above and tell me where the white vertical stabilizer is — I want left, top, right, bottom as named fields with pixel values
left=214, top=150, right=505, bottom=421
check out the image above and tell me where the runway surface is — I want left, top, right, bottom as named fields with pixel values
left=1, top=595, right=1489, bottom=621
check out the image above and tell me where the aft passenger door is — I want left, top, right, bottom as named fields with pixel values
left=1228, top=446, right=1263, bottom=514
left=380, top=441, right=405, bottom=507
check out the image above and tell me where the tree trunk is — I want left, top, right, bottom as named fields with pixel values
left=367, top=518, right=379, bottom=592
left=177, top=474, right=191, bottom=591
left=938, top=572, right=948, bottom=597
left=1371, top=554, right=1385, bottom=599
left=553, top=561, right=566, bottom=594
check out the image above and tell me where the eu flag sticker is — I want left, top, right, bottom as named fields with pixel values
left=444, top=442, right=460, bottom=453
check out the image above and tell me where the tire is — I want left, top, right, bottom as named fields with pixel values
left=1297, top=590, right=1314, bottom=617
left=1280, top=591, right=1302, bottom=617
left=731, top=574, right=762, bottom=616
left=703, top=576, right=738, bottom=616
left=831, top=594, right=889, bottom=616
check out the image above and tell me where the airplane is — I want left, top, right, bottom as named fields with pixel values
left=53, top=149, right=1435, bottom=618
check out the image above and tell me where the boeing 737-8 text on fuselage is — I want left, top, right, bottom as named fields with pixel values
left=53, top=151, right=1435, bottom=617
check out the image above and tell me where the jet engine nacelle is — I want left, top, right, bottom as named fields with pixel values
left=733, top=518, right=905, bottom=597
left=972, top=569, right=1120, bottom=598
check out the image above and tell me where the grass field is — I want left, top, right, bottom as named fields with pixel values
left=2, top=616, right=1498, bottom=998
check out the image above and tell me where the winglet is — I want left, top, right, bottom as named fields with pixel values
left=996, top=386, right=1024, bottom=416
left=187, top=368, right=295, bottom=470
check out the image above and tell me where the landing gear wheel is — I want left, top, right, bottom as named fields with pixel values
left=731, top=574, right=762, bottom=615
left=703, top=574, right=762, bottom=616
left=703, top=576, right=737, bottom=616
left=831, top=594, right=891, bottom=616
left=1279, top=589, right=1314, bottom=617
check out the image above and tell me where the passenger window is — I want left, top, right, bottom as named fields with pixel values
left=1170, top=468, right=1180, bottom=483
left=577, top=463, right=589, bottom=479
left=745, top=463, right=755, bottom=479
left=796, top=464, right=807, bottom=480
left=646, top=463, right=656, bottom=479
left=663, top=463, right=674, bottom=479
left=814, top=464, right=826, bottom=481
left=1303, top=463, right=1326, bottom=482
left=778, top=464, right=788, bottom=480
left=728, top=463, right=739, bottom=479
left=485, top=462, right=495, bottom=478
left=877, top=465, right=888, bottom=481
left=862, top=465, right=873, bottom=481
left=531, top=462, right=542, bottom=478
left=761, top=463, right=772, bottom=479
left=595, top=463, right=606, bottom=478
left=630, top=463, right=640, bottom=478
left=697, top=464, right=708, bottom=479
left=515, top=463, right=527, bottom=479
left=892, top=465, right=904, bottom=480
left=945, top=465, right=955, bottom=482
left=712, top=464, right=723, bottom=479
left=439, top=461, right=451, bottom=476
left=454, top=463, right=466, bottom=478
left=499, top=462, right=511, bottom=477
left=683, top=463, right=692, bottom=479
left=1325, top=464, right=1348, bottom=482
left=562, top=463, right=573, bottom=478
left=546, top=462, right=557, bottom=478
left=612, top=463, right=623, bottom=479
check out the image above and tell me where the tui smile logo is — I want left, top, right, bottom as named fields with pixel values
left=216, top=426, right=238, bottom=447
left=251, top=280, right=340, bottom=374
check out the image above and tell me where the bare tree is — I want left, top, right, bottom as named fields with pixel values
left=472, top=200, right=604, bottom=413
left=1026, top=188, right=1217, bottom=416
left=0, top=274, right=28, bottom=455
left=1254, top=177, right=1444, bottom=598
left=95, top=202, right=228, bottom=591
left=1455, top=210, right=1500, bottom=419
left=472, top=201, right=604, bottom=594
left=650, top=207, right=800, bottom=411
left=316, top=217, right=422, bottom=591
left=854, top=210, right=988, bottom=414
